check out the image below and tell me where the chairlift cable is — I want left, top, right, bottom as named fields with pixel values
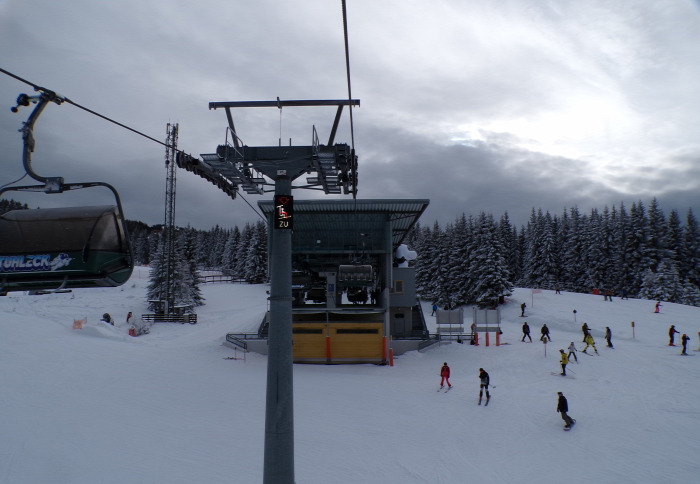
left=0, top=67, right=166, bottom=148
left=0, top=173, right=28, bottom=191
left=341, top=0, right=355, bottom=152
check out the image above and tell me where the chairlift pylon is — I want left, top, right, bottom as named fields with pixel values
left=0, top=90, right=133, bottom=294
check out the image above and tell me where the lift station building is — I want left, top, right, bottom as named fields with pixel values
left=226, top=198, right=431, bottom=364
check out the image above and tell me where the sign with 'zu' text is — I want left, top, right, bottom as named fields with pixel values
left=274, top=195, right=293, bottom=230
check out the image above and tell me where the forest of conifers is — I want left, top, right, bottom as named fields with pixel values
left=405, top=198, right=700, bottom=308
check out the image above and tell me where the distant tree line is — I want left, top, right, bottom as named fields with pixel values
left=0, top=199, right=29, bottom=215
left=407, top=198, right=700, bottom=308
left=127, top=220, right=269, bottom=285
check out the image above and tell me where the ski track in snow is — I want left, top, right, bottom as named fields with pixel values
left=2, top=268, right=700, bottom=483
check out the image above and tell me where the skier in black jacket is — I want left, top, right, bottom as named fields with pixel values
left=681, top=334, right=690, bottom=355
left=521, top=322, right=532, bottom=342
left=557, top=392, right=575, bottom=429
left=540, top=324, right=551, bottom=342
left=478, top=368, right=490, bottom=406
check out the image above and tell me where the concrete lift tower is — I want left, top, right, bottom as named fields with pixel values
left=177, top=98, right=359, bottom=484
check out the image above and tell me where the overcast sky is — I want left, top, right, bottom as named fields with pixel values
left=2, top=0, right=700, bottom=232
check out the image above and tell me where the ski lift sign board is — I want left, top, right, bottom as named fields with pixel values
left=274, top=195, right=293, bottom=230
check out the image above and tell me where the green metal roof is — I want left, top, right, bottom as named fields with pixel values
left=258, top=198, right=429, bottom=253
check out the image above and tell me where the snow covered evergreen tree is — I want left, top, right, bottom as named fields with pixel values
left=221, top=226, right=241, bottom=277
left=146, top=228, right=204, bottom=312
left=684, top=209, right=700, bottom=289
left=470, top=213, right=513, bottom=307
left=243, top=221, right=268, bottom=283
left=146, top=232, right=166, bottom=312
left=179, top=227, right=204, bottom=308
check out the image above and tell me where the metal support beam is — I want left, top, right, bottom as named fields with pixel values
left=263, top=177, right=295, bottom=484
left=209, top=99, right=359, bottom=109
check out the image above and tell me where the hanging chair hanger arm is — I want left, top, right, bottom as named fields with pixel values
left=12, top=89, right=65, bottom=188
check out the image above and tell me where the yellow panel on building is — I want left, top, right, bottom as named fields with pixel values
left=292, top=312, right=385, bottom=363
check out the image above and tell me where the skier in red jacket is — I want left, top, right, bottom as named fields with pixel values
left=440, top=362, right=451, bottom=389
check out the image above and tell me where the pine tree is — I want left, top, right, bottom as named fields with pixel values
left=639, top=259, right=682, bottom=302
left=244, top=221, right=268, bottom=283
left=523, top=209, right=558, bottom=289
left=221, top=226, right=241, bottom=276
left=146, top=232, right=167, bottom=312
left=415, top=222, right=440, bottom=301
left=684, top=209, right=700, bottom=288
left=179, top=227, right=204, bottom=307
left=450, top=214, right=474, bottom=306
left=471, top=213, right=513, bottom=307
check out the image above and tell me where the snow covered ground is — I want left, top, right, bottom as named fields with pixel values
left=2, top=266, right=699, bottom=484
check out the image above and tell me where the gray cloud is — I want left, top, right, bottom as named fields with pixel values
left=2, top=0, right=700, bottom=232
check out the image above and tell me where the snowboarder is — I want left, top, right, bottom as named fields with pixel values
left=681, top=334, right=690, bottom=355
left=520, top=302, right=526, bottom=317
left=559, top=349, right=569, bottom=375
left=540, top=323, right=551, bottom=342
left=521, top=321, right=532, bottom=342
left=669, top=325, right=680, bottom=346
left=581, top=322, right=590, bottom=342
left=654, top=301, right=662, bottom=313
left=605, top=327, right=613, bottom=348
left=478, top=368, right=490, bottom=405
left=440, top=362, right=451, bottom=389
left=582, top=333, right=599, bottom=355
left=557, top=392, right=575, bottom=429
left=567, top=342, right=578, bottom=363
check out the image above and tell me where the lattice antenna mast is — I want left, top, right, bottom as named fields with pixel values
left=162, top=122, right=179, bottom=313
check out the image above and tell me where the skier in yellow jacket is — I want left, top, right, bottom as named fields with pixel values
left=559, top=349, right=569, bottom=376
left=582, top=333, right=599, bottom=355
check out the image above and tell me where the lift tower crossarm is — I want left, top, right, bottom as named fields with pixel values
left=209, top=99, right=360, bottom=147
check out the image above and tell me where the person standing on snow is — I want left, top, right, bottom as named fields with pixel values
left=520, top=302, right=526, bottom=317
left=681, top=334, right=690, bottom=355
left=440, top=362, right=452, bottom=389
left=605, top=327, right=613, bottom=348
left=521, top=321, right=532, bottom=342
left=559, top=349, right=569, bottom=376
left=581, top=322, right=590, bottom=342
left=478, top=368, right=490, bottom=406
left=557, top=392, right=575, bottom=429
left=655, top=301, right=662, bottom=313
left=567, top=342, right=578, bottom=363
left=540, top=323, right=551, bottom=342
left=582, top=333, right=599, bottom=355
left=669, top=325, right=680, bottom=346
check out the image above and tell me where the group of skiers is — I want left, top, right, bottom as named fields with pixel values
left=439, top=362, right=572, bottom=428
left=520, top=321, right=554, bottom=342
left=438, top=300, right=696, bottom=432
left=668, top=324, right=692, bottom=355
left=439, top=363, right=490, bottom=406
left=520, top=320, right=610, bottom=351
